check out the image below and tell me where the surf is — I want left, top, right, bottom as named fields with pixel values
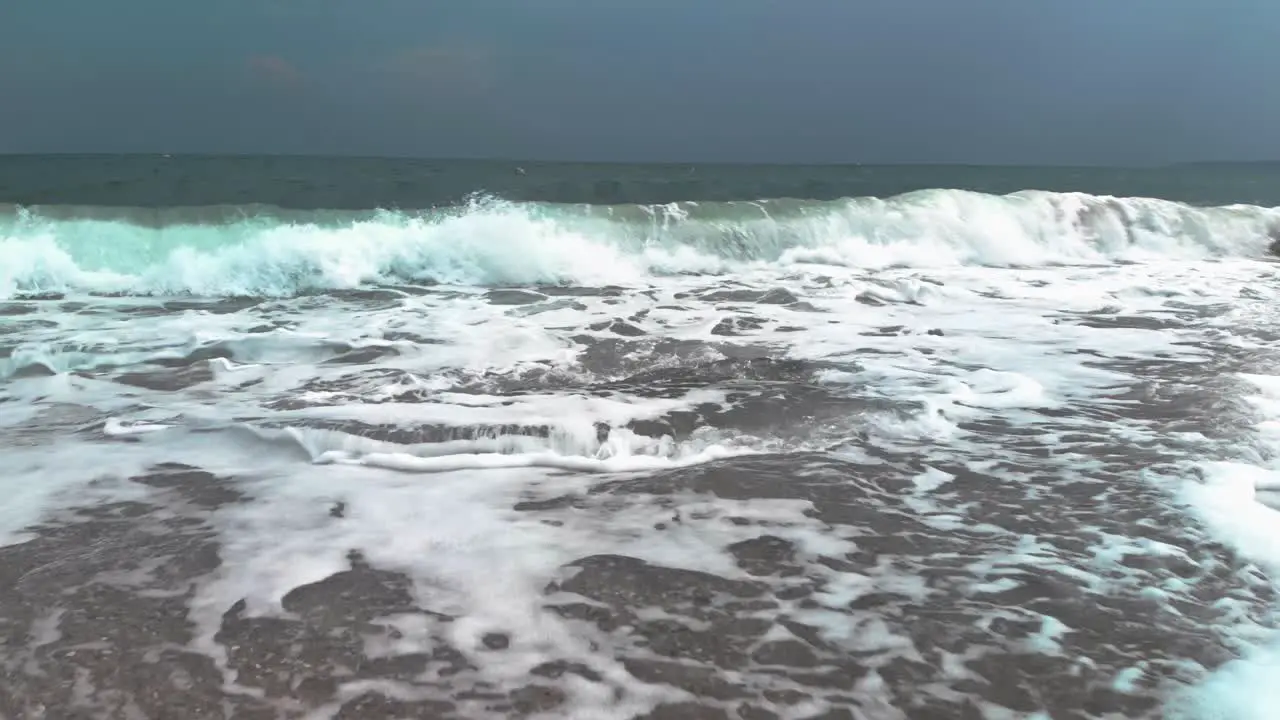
left=2, top=189, right=1278, bottom=299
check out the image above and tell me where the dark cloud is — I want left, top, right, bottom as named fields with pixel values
left=378, top=43, right=496, bottom=98
left=245, top=55, right=302, bottom=87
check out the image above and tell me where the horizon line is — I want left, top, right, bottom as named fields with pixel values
left=1, top=152, right=1277, bottom=169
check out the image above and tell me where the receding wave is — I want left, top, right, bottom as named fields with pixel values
left=2, top=190, right=1277, bottom=298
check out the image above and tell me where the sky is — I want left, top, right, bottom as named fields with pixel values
left=0, top=0, right=1277, bottom=165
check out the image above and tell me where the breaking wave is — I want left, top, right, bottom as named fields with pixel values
left=2, top=189, right=1277, bottom=298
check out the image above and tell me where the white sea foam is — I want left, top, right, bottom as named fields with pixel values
left=1, top=191, right=1277, bottom=298
left=1167, top=370, right=1280, bottom=720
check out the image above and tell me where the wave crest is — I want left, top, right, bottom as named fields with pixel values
left=1, top=190, right=1277, bottom=298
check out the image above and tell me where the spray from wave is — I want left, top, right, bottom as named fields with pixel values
left=1, top=190, right=1277, bottom=298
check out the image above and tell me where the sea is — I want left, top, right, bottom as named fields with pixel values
left=3, top=154, right=1280, bottom=720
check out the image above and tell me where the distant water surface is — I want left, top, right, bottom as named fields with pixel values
left=3, top=154, right=1280, bottom=208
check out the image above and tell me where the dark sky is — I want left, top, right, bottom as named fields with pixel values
left=1, top=0, right=1276, bottom=164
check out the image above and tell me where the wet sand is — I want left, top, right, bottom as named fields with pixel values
left=1, top=439, right=1271, bottom=718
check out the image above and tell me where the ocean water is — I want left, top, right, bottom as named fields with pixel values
left=4, top=155, right=1280, bottom=719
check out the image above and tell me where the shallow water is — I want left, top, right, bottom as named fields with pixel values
left=5, top=249, right=1280, bottom=718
